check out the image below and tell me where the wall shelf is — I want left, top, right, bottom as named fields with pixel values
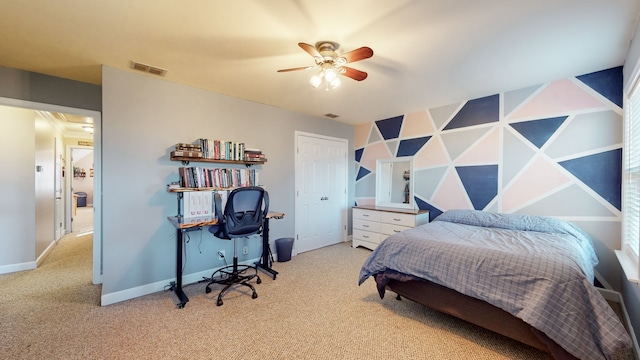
left=170, top=156, right=265, bottom=166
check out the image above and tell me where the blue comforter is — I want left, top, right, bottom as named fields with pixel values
left=358, top=210, right=632, bottom=360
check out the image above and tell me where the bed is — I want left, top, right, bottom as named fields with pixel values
left=358, top=209, right=633, bottom=360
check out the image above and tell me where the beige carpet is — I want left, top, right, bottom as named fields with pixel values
left=0, top=233, right=558, bottom=360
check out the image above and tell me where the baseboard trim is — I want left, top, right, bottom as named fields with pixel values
left=0, top=261, right=36, bottom=275
left=100, top=257, right=260, bottom=306
left=36, top=239, right=58, bottom=267
left=597, top=288, right=640, bottom=359
left=0, top=239, right=58, bottom=275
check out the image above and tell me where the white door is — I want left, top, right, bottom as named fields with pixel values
left=295, top=132, right=347, bottom=254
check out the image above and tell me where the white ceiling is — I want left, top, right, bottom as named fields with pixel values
left=1, top=0, right=638, bottom=125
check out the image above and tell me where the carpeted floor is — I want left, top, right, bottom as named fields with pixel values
left=1, top=232, right=562, bottom=360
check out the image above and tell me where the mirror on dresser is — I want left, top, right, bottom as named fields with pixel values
left=375, top=157, right=414, bottom=209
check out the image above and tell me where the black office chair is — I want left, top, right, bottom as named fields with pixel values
left=206, top=186, right=269, bottom=306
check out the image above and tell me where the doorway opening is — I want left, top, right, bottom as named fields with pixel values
left=69, top=147, right=94, bottom=236
left=0, top=97, right=102, bottom=285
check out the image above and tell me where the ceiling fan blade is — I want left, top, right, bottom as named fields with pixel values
left=277, top=66, right=316, bottom=73
left=339, top=46, right=374, bottom=64
left=340, top=67, right=368, bottom=81
left=298, top=42, right=322, bottom=60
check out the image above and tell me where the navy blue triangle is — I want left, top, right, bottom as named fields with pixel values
left=375, top=116, right=404, bottom=140
left=356, top=166, right=371, bottom=181
left=509, top=116, right=567, bottom=148
left=444, top=94, right=499, bottom=130
left=455, top=165, right=499, bottom=210
left=414, top=197, right=443, bottom=222
left=397, top=136, right=431, bottom=157
left=355, top=148, right=364, bottom=163
left=558, top=149, right=622, bottom=210
left=576, top=67, right=623, bottom=108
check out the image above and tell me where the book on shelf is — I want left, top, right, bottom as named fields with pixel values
left=171, top=150, right=203, bottom=158
left=243, top=148, right=266, bottom=162
left=192, top=138, right=248, bottom=161
left=178, top=166, right=259, bottom=189
left=176, top=143, right=202, bottom=151
left=182, top=190, right=215, bottom=219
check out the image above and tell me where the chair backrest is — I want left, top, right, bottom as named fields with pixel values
left=211, top=187, right=269, bottom=239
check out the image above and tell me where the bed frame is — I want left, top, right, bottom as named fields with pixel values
left=385, top=278, right=578, bottom=360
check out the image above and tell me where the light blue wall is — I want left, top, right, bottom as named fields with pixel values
left=100, top=66, right=354, bottom=304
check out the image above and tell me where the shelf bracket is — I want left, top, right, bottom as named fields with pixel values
left=181, top=160, right=190, bottom=166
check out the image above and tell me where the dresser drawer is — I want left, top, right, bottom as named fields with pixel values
left=353, top=229, right=383, bottom=244
left=353, top=218, right=381, bottom=233
left=353, top=208, right=381, bottom=222
left=380, top=222, right=411, bottom=236
left=380, top=211, right=416, bottom=227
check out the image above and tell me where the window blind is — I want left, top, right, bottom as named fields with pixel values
left=623, top=81, right=640, bottom=258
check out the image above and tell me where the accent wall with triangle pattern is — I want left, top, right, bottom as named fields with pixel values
left=355, top=66, right=623, bottom=287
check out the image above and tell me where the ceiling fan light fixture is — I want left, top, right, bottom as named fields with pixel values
left=310, top=73, right=323, bottom=88
left=327, top=76, right=341, bottom=91
left=323, top=66, right=338, bottom=82
left=309, top=64, right=341, bottom=91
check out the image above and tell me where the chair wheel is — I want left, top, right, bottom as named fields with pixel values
left=205, top=287, right=211, bottom=294
left=252, top=292, right=258, bottom=299
left=217, top=299, right=223, bottom=306
left=256, top=277, right=262, bottom=284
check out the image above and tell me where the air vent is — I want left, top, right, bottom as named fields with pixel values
left=324, top=113, right=339, bottom=118
left=130, top=61, right=167, bottom=77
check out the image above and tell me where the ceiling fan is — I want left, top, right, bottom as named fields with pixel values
left=277, top=41, right=374, bottom=89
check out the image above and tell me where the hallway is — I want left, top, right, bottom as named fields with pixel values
left=72, top=205, right=93, bottom=235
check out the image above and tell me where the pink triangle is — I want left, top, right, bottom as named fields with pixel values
left=355, top=123, right=372, bottom=149
left=509, top=79, right=605, bottom=120
left=432, top=168, right=471, bottom=210
left=401, top=110, right=434, bottom=138
left=360, top=142, right=392, bottom=170
left=502, top=156, right=572, bottom=212
left=414, top=136, right=450, bottom=169
left=456, top=127, right=500, bottom=165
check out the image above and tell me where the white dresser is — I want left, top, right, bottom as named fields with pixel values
left=352, top=206, right=430, bottom=250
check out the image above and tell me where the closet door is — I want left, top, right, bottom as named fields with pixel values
left=295, top=132, right=347, bottom=254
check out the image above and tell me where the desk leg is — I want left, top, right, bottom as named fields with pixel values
left=173, top=228, right=189, bottom=308
left=256, top=218, right=279, bottom=280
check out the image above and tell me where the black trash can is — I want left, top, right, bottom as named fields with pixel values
left=75, top=192, right=87, bottom=207
left=275, top=237, right=294, bottom=262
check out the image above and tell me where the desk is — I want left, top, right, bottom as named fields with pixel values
left=256, top=211, right=284, bottom=280
left=167, top=211, right=284, bottom=309
left=167, top=216, right=218, bottom=309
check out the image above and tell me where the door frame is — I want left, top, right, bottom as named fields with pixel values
left=294, top=131, right=348, bottom=255
left=0, top=96, right=103, bottom=285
